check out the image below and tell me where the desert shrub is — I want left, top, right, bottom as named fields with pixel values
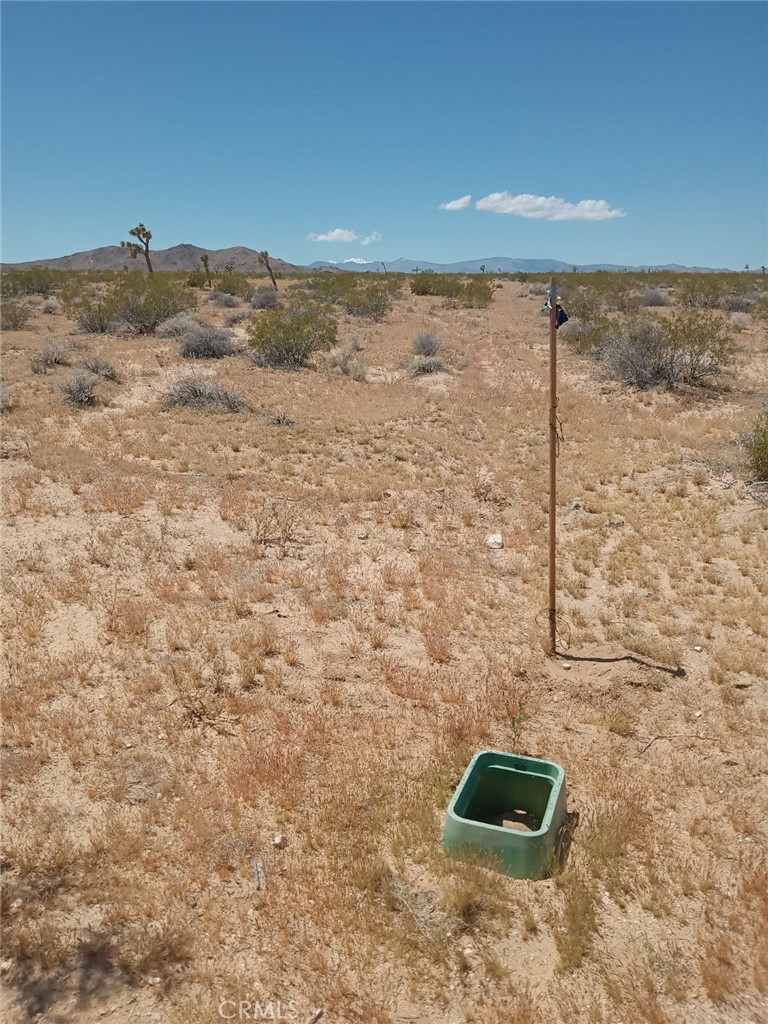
left=457, top=279, right=496, bottom=308
left=269, top=412, right=294, bottom=427
left=410, top=273, right=462, bottom=298
left=111, top=276, right=197, bottom=334
left=564, top=286, right=604, bottom=323
left=41, top=297, right=61, bottom=314
left=327, top=340, right=367, bottom=381
left=576, top=311, right=735, bottom=389
left=1, top=301, right=32, bottom=330
left=157, top=312, right=200, bottom=338
left=640, top=288, right=668, bottom=307
left=730, top=312, right=750, bottom=332
left=162, top=375, right=249, bottom=413
left=252, top=287, right=280, bottom=310
left=412, top=332, right=441, bottom=356
left=60, top=369, right=101, bottom=407
left=226, top=310, right=250, bottom=325
left=187, top=269, right=207, bottom=288
left=30, top=342, right=71, bottom=375
left=1, top=268, right=57, bottom=298
left=83, top=358, right=122, bottom=382
left=76, top=300, right=116, bottom=334
left=744, top=413, right=768, bottom=480
left=1, top=384, right=15, bottom=412
left=179, top=326, right=236, bottom=359
left=722, top=293, right=756, bottom=313
left=246, top=300, right=337, bottom=368
left=209, top=291, right=238, bottom=308
left=559, top=312, right=613, bottom=354
left=676, top=276, right=724, bottom=309
left=214, top=273, right=254, bottom=300
left=408, top=357, right=445, bottom=377
left=343, top=282, right=393, bottom=321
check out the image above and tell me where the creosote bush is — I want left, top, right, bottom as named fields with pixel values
left=162, top=375, right=249, bottom=413
left=410, top=273, right=462, bottom=299
left=744, top=413, right=768, bottom=480
left=1, top=301, right=33, bottom=330
left=246, top=300, right=337, bottom=368
left=179, top=326, right=237, bottom=359
left=60, top=369, right=102, bottom=407
left=570, top=310, right=735, bottom=390
left=72, top=275, right=197, bottom=335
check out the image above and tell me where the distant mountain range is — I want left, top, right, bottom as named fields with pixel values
left=310, top=256, right=727, bottom=274
left=2, top=244, right=727, bottom=274
left=2, top=244, right=299, bottom=274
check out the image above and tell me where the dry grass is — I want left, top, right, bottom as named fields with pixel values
left=1, top=276, right=767, bottom=1024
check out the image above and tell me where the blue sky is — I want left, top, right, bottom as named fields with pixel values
left=1, top=1, right=766, bottom=269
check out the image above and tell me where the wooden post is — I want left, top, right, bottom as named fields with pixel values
left=548, top=277, right=558, bottom=654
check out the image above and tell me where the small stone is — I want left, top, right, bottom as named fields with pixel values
left=568, top=501, right=583, bottom=511
left=148, top=976, right=161, bottom=986
left=562, top=663, right=571, bottom=671
left=694, top=711, right=702, bottom=718
left=337, top=516, right=349, bottom=527
left=608, top=514, right=625, bottom=527
left=357, top=529, right=369, bottom=540
left=273, top=834, right=287, bottom=849
left=185, top=892, right=198, bottom=908
left=485, top=533, right=503, bottom=549
left=694, top=646, right=703, bottom=652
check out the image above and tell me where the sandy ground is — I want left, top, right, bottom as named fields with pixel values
left=1, top=279, right=767, bottom=1024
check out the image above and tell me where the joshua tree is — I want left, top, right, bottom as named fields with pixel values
left=258, top=250, right=279, bottom=291
left=745, top=264, right=750, bottom=273
left=480, top=265, right=486, bottom=274
left=120, top=223, right=154, bottom=273
left=761, top=266, right=766, bottom=276
left=200, top=253, right=212, bottom=288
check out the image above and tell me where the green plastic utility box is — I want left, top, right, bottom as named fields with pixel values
left=443, top=750, right=567, bottom=880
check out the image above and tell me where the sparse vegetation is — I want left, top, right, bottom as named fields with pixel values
left=30, top=341, right=71, bottom=375
left=409, top=356, right=445, bottom=376
left=83, top=357, right=122, bottom=382
left=162, top=375, right=249, bottom=412
left=568, top=309, right=735, bottom=389
left=1, top=300, right=32, bottom=330
left=179, top=325, right=237, bottom=359
left=59, top=368, right=101, bottom=406
left=251, top=286, right=280, bottom=310
left=246, top=298, right=337, bottom=367
left=745, top=412, right=768, bottom=480
left=412, top=331, right=441, bottom=356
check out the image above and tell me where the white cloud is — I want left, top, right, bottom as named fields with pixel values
left=439, top=194, right=472, bottom=211
left=308, top=228, right=358, bottom=243
left=361, top=231, right=382, bottom=246
left=475, top=192, right=625, bottom=221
